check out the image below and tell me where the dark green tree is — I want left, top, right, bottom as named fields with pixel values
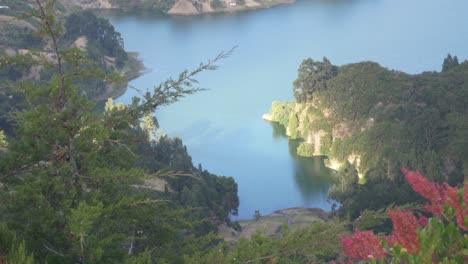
left=211, top=0, right=226, bottom=9
left=63, top=10, right=128, bottom=67
left=253, top=210, right=261, bottom=221
left=293, top=57, right=338, bottom=102
left=442, top=53, right=459, bottom=72
left=0, top=1, right=234, bottom=263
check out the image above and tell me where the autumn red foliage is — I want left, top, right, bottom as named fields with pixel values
left=339, top=168, right=468, bottom=262
left=339, top=229, right=385, bottom=261
left=402, top=168, right=446, bottom=215
left=404, top=168, right=468, bottom=230
left=387, top=209, right=421, bottom=254
left=445, top=182, right=468, bottom=230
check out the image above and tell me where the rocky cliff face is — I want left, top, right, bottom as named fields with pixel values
left=266, top=58, right=468, bottom=183
left=264, top=101, right=366, bottom=177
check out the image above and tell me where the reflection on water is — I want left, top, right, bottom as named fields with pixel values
left=106, top=0, right=468, bottom=218
left=269, top=122, right=333, bottom=203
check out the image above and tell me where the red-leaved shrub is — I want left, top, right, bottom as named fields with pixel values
left=338, top=168, right=468, bottom=263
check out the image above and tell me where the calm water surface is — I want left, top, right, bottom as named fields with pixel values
left=105, top=0, right=468, bottom=219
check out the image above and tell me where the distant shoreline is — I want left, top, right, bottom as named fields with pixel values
left=93, top=52, right=146, bottom=102
left=68, top=0, right=296, bottom=16
left=168, top=0, right=296, bottom=16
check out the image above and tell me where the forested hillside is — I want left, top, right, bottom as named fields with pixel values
left=2, top=1, right=468, bottom=263
left=265, top=56, right=468, bottom=219
left=0, top=1, right=239, bottom=263
left=0, top=1, right=142, bottom=135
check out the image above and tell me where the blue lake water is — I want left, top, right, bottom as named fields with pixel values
left=105, top=0, right=468, bottom=219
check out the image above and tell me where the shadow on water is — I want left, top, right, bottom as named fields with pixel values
left=269, top=122, right=333, bottom=203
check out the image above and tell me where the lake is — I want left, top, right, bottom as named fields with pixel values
left=105, top=0, right=468, bottom=219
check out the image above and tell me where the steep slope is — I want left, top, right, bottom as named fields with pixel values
left=265, top=57, right=468, bottom=183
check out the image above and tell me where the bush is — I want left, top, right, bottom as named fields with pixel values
left=297, top=142, right=314, bottom=157
left=338, top=168, right=468, bottom=263
left=210, top=0, right=226, bottom=9
left=269, top=101, right=294, bottom=127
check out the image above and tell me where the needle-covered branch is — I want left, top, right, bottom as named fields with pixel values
left=109, top=47, right=236, bottom=128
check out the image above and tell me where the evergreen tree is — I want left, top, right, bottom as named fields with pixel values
left=0, top=1, right=233, bottom=262
left=293, top=57, right=338, bottom=102
left=442, top=53, right=460, bottom=71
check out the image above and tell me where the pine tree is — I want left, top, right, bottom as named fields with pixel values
left=0, top=1, right=233, bottom=262
left=442, top=53, right=460, bottom=72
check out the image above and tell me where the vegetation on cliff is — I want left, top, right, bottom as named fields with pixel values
left=339, top=169, right=468, bottom=263
left=267, top=55, right=468, bottom=219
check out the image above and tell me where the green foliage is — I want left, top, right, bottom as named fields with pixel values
left=293, top=57, right=338, bottom=102
left=63, top=10, right=128, bottom=67
left=0, top=4, right=143, bottom=135
left=297, top=141, right=314, bottom=157
left=352, top=208, right=393, bottom=233
left=0, top=223, right=35, bottom=264
left=319, top=133, right=332, bottom=156
left=211, top=0, right=226, bottom=9
left=442, top=53, right=459, bottom=72
left=341, top=171, right=468, bottom=263
left=7, top=241, right=35, bottom=264
left=331, top=171, right=423, bottom=220
left=328, top=162, right=359, bottom=203
left=253, top=210, right=261, bottom=221
left=191, top=221, right=347, bottom=263
left=125, top=249, right=152, bottom=264
left=268, top=101, right=294, bottom=127
left=272, top=56, right=468, bottom=220
left=109, top=0, right=176, bottom=12
left=0, top=25, right=44, bottom=50
left=68, top=202, right=104, bottom=259
left=0, top=130, right=6, bottom=147
left=0, top=1, right=236, bottom=263
left=309, top=116, right=333, bottom=133
left=287, top=112, right=300, bottom=139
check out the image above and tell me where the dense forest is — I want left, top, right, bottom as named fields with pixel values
left=0, top=1, right=239, bottom=263
left=266, top=56, right=468, bottom=220
left=0, top=1, right=141, bottom=135
left=1, top=1, right=468, bottom=263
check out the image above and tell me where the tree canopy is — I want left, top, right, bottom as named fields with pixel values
left=0, top=1, right=237, bottom=263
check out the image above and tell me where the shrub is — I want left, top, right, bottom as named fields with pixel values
left=338, top=168, right=468, bottom=263
left=210, top=0, right=226, bottom=9
left=297, top=142, right=314, bottom=157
